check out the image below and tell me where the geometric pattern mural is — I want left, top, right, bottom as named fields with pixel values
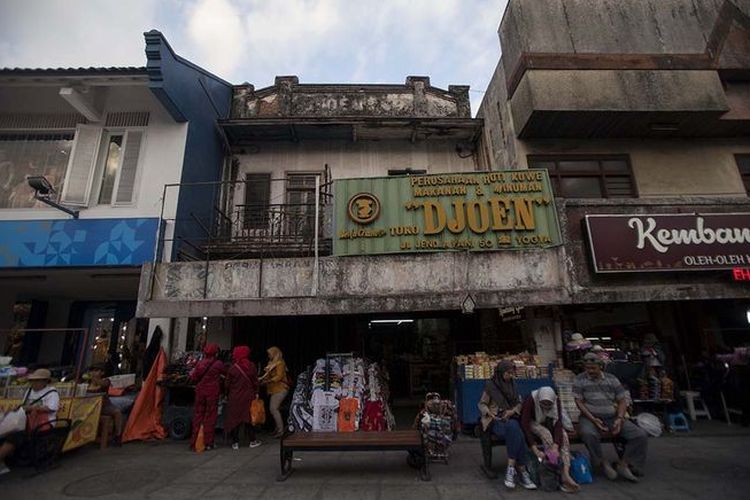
left=0, top=218, right=158, bottom=268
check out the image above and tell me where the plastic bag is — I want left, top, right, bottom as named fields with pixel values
left=570, top=451, right=593, bottom=484
left=250, top=398, right=266, bottom=426
left=0, top=408, right=27, bottom=438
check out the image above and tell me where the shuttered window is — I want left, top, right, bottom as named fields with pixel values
left=95, top=129, right=144, bottom=205
left=115, top=131, right=143, bottom=204
left=528, top=155, right=636, bottom=198
left=736, top=155, right=750, bottom=195
left=244, top=174, right=271, bottom=229
left=61, top=124, right=103, bottom=206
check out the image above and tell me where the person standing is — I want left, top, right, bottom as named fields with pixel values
left=478, top=360, right=537, bottom=490
left=259, top=346, right=290, bottom=438
left=520, top=386, right=579, bottom=493
left=190, top=343, right=225, bottom=451
left=225, top=346, right=261, bottom=449
left=573, top=353, right=648, bottom=482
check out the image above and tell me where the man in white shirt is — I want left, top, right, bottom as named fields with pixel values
left=0, top=368, right=59, bottom=475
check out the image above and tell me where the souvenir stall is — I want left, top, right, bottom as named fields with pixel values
left=0, top=328, right=103, bottom=451
left=287, top=353, right=396, bottom=433
left=159, top=349, right=228, bottom=439
left=453, top=352, right=552, bottom=433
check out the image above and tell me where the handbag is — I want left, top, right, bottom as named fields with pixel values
left=0, top=408, right=27, bottom=438
left=250, top=398, right=266, bottom=426
left=570, top=451, right=593, bottom=484
left=22, top=388, right=57, bottom=434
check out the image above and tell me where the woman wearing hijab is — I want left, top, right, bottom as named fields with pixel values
left=189, top=343, right=225, bottom=451
left=225, top=346, right=261, bottom=450
left=478, top=360, right=537, bottom=490
left=259, top=346, right=290, bottom=438
left=521, top=386, right=579, bottom=493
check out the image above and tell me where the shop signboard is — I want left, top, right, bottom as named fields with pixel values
left=334, top=170, right=562, bottom=256
left=585, top=213, right=750, bottom=273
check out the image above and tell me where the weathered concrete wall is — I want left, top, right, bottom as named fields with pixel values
left=500, top=0, right=731, bottom=77
left=140, top=249, right=568, bottom=317
left=510, top=70, right=728, bottom=131
left=232, top=76, right=471, bottom=120
left=233, top=139, right=478, bottom=209
left=477, top=59, right=519, bottom=170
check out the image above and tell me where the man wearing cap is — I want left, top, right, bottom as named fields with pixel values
left=0, top=368, right=59, bottom=475
left=573, top=353, right=648, bottom=482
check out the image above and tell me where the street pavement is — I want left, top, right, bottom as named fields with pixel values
left=2, top=423, right=750, bottom=499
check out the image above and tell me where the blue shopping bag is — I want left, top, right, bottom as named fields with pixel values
left=570, top=451, right=593, bottom=484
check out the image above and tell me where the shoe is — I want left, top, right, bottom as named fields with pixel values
left=504, top=466, right=516, bottom=489
left=249, top=440, right=262, bottom=448
left=519, top=470, right=538, bottom=490
left=231, top=442, right=239, bottom=450
left=602, top=462, right=618, bottom=480
left=616, top=463, right=639, bottom=483
left=0, top=464, right=10, bottom=476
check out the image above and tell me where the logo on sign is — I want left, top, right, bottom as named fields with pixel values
left=347, top=193, right=380, bottom=225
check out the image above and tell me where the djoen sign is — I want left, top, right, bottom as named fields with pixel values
left=334, top=170, right=562, bottom=256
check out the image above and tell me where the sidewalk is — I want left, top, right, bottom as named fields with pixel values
left=2, top=422, right=750, bottom=500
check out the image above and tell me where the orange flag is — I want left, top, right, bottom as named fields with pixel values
left=122, top=347, right=168, bottom=442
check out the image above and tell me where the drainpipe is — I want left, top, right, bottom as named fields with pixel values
left=312, top=175, right=321, bottom=295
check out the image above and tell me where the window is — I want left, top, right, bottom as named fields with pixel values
left=95, top=130, right=143, bottom=205
left=243, top=173, right=271, bottom=229
left=0, top=132, right=74, bottom=208
left=528, top=155, right=636, bottom=198
left=736, top=155, right=750, bottom=195
left=286, top=172, right=322, bottom=237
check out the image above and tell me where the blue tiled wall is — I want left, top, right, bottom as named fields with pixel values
left=0, top=218, right=158, bottom=267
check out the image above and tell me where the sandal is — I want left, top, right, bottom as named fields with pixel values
left=560, top=482, right=580, bottom=494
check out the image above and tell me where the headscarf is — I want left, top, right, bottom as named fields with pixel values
left=232, top=345, right=251, bottom=373
left=142, top=326, right=163, bottom=379
left=531, top=386, right=558, bottom=425
left=484, top=360, right=519, bottom=411
left=203, top=343, right=219, bottom=358
left=264, top=346, right=284, bottom=375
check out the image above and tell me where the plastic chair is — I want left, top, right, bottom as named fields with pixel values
left=679, top=391, right=711, bottom=421
left=666, top=412, right=690, bottom=432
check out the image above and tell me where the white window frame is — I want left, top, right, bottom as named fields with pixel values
left=91, top=127, right=146, bottom=207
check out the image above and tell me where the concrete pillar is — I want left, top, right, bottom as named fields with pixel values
left=147, top=318, right=172, bottom=359
left=0, top=290, right=17, bottom=356
left=173, top=317, right=190, bottom=354
left=37, top=299, right=72, bottom=365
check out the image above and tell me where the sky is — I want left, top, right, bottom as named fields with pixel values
left=0, top=0, right=508, bottom=116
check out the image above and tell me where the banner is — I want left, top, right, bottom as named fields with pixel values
left=585, top=213, right=750, bottom=273
left=334, top=170, right=561, bottom=256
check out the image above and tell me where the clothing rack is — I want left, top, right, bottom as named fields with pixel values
left=324, top=352, right=354, bottom=391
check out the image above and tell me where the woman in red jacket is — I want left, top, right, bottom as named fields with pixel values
left=225, top=345, right=261, bottom=450
left=520, top=386, right=579, bottom=493
left=190, top=343, right=225, bottom=451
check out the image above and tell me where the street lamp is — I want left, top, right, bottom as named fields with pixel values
left=26, top=175, right=79, bottom=218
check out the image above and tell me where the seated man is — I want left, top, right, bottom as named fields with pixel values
left=86, top=364, right=123, bottom=445
left=573, top=353, right=647, bottom=482
left=0, top=368, right=60, bottom=475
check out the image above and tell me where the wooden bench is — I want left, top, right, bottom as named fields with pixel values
left=479, top=424, right=621, bottom=478
left=278, top=431, right=429, bottom=481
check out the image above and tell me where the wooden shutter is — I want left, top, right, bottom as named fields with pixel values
left=244, top=174, right=271, bottom=229
left=114, top=130, right=143, bottom=204
left=61, top=124, right=102, bottom=206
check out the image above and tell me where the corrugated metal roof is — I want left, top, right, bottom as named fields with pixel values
left=0, top=66, right=148, bottom=76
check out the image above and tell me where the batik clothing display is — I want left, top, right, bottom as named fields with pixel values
left=312, top=390, right=339, bottom=432
left=286, top=356, right=395, bottom=433
left=287, top=371, right=313, bottom=433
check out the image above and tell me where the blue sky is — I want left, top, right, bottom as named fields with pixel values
left=0, top=0, right=508, bottom=115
